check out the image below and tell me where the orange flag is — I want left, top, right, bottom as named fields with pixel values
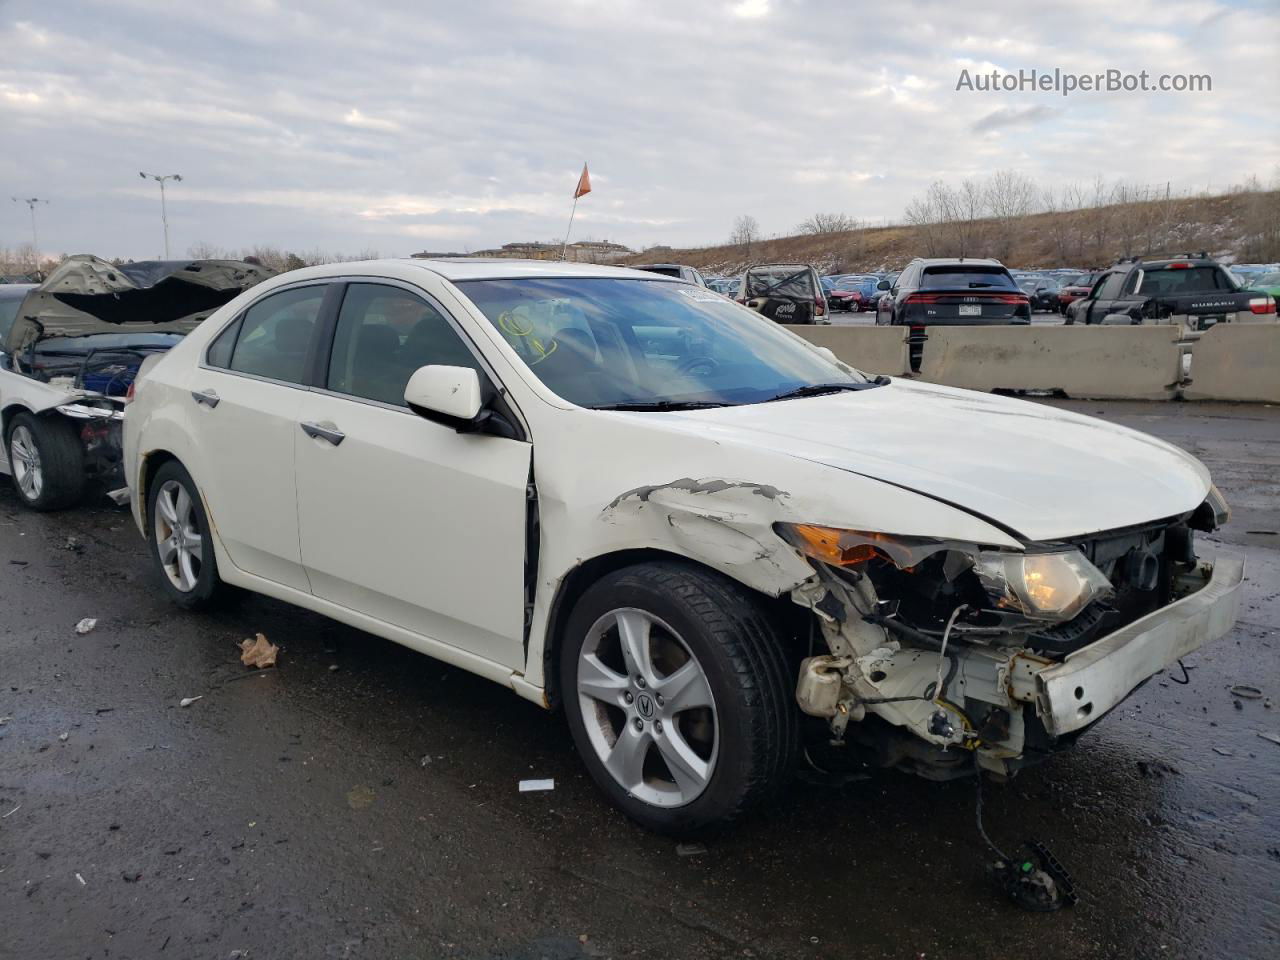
left=574, top=163, right=592, bottom=199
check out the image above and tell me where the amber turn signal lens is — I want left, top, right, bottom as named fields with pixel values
left=787, top=524, right=881, bottom=566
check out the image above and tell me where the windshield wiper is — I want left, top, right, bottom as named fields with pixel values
left=763, top=381, right=885, bottom=403
left=589, top=399, right=732, bottom=412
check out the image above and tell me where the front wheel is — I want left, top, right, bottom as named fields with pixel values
left=560, top=562, right=798, bottom=836
left=5, top=412, right=85, bottom=511
left=147, top=460, right=225, bottom=609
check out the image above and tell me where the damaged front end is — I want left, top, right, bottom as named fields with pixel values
left=779, top=491, right=1244, bottom=780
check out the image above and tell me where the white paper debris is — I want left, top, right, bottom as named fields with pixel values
left=75, top=872, right=86, bottom=886
left=179, top=696, right=203, bottom=708
left=75, top=618, right=98, bottom=635
left=518, top=778, right=555, bottom=792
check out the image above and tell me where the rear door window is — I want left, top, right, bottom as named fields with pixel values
left=325, top=283, right=481, bottom=407
left=227, top=285, right=326, bottom=384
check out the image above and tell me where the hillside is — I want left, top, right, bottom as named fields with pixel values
left=624, top=189, right=1280, bottom=276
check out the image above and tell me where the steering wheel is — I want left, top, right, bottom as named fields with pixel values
left=677, top=355, right=719, bottom=375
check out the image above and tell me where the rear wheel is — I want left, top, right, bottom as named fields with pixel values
left=147, top=460, right=224, bottom=609
left=560, top=562, right=797, bottom=835
left=5, top=412, right=85, bottom=511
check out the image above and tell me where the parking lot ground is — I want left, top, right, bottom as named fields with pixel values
left=1, top=399, right=1277, bottom=960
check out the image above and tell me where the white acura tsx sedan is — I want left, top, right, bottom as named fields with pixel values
left=124, top=258, right=1243, bottom=834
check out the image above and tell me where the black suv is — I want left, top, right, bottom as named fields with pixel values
left=1065, top=253, right=1276, bottom=329
left=876, top=258, right=1030, bottom=368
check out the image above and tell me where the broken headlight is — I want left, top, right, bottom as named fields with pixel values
left=972, top=551, right=1112, bottom=622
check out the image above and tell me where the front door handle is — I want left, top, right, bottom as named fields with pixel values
left=300, top=421, right=345, bottom=446
left=191, top=389, right=220, bottom=408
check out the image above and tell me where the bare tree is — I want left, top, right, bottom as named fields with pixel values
left=731, top=215, right=760, bottom=258
left=797, top=212, right=858, bottom=235
left=985, top=170, right=1037, bottom=261
left=904, top=183, right=946, bottom=256
left=187, top=240, right=228, bottom=260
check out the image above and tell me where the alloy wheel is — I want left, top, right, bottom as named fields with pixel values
left=153, top=479, right=204, bottom=592
left=577, top=608, right=718, bottom=807
left=9, top=425, right=43, bottom=501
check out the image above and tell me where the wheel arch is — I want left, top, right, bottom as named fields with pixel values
left=136, top=448, right=182, bottom=533
left=539, top=547, right=807, bottom=711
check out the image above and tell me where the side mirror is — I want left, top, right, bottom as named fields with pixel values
left=876, top=279, right=890, bottom=290
left=404, top=364, right=483, bottom=422
left=403, top=364, right=522, bottom=440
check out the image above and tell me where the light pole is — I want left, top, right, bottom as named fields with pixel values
left=139, top=172, right=183, bottom=258
left=10, top=197, right=48, bottom=267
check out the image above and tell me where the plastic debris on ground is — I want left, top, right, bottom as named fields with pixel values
left=74, top=618, right=97, bottom=635
left=518, top=779, right=555, bottom=792
left=238, top=633, right=279, bottom=669
left=58, top=732, right=69, bottom=741
left=179, top=696, right=203, bottom=708
left=1229, top=685, right=1264, bottom=700
left=106, top=487, right=131, bottom=506
left=676, top=842, right=707, bottom=857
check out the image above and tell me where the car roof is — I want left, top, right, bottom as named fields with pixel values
left=296, top=257, right=683, bottom=283
left=914, top=258, right=1006, bottom=268
left=408, top=257, right=678, bottom=282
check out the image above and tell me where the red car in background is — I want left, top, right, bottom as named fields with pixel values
left=1057, top=272, right=1102, bottom=313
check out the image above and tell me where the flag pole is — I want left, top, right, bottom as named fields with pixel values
left=561, top=196, right=579, bottom=260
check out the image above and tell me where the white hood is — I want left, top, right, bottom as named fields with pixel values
left=657, top=380, right=1210, bottom=542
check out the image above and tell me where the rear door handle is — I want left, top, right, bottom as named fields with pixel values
left=191, top=389, right=220, bottom=408
left=300, top=421, right=345, bottom=446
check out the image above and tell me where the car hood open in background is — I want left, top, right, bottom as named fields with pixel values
left=4, top=254, right=273, bottom=354
left=648, top=380, right=1210, bottom=542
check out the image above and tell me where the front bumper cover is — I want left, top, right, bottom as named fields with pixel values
left=1034, top=554, right=1244, bottom=736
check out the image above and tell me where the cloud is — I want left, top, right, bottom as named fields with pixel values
left=342, top=108, right=401, bottom=132
left=0, top=0, right=1274, bottom=259
left=729, top=0, right=770, bottom=18
left=972, top=104, right=1059, bottom=132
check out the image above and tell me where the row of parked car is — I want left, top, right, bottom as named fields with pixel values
left=0, top=251, right=1242, bottom=839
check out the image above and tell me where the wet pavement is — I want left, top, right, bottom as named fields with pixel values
left=1, top=399, right=1277, bottom=960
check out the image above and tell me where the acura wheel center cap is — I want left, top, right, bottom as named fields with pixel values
left=636, top=693, right=656, bottom=719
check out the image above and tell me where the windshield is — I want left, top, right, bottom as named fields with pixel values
left=1137, top=266, right=1230, bottom=295
left=456, top=277, right=866, bottom=409
left=0, top=297, right=22, bottom=344
left=920, top=266, right=1017, bottom=290
left=743, top=267, right=815, bottom=299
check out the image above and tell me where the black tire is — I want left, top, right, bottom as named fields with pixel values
left=146, top=459, right=224, bottom=609
left=4, top=412, right=85, bottom=511
left=560, top=562, right=798, bottom=836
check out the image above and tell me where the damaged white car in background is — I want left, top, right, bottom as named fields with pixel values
left=0, top=255, right=270, bottom=509
left=123, top=258, right=1243, bottom=836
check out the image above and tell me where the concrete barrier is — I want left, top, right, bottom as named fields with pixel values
left=918, top=326, right=1182, bottom=400
left=785, top=325, right=911, bottom=376
left=1183, top=323, right=1280, bottom=403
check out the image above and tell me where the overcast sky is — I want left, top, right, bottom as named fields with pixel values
left=2, top=0, right=1277, bottom=260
